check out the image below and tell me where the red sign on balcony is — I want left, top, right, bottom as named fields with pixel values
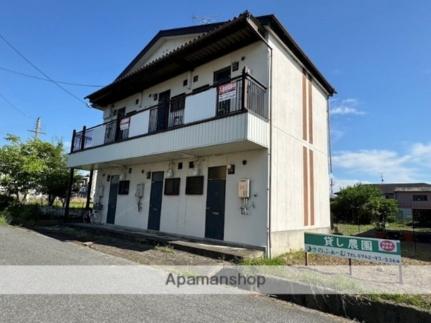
left=120, top=117, right=130, bottom=130
left=218, top=82, right=237, bottom=101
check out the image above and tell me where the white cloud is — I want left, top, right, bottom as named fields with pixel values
left=330, top=128, right=344, bottom=143
left=331, top=106, right=365, bottom=115
left=330, top=98, right=365, bottom=116
left=332, top=143, right=431, bottom=184
left=331, top=177, right=369, bottom=193
left=410, top=142, right=431, bottom=165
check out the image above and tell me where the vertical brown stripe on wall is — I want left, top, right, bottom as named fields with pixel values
left=303, top=146, right=309, bottom=226
left=308, top=75, right=313, bottom=144
left=309, top=149, right=315, bottom=226
left=302, top=69, right=308, bottom=141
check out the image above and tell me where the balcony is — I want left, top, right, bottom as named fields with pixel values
left=68, top=74, right=268, bottom=169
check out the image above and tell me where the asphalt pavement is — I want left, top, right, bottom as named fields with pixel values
left=0, top=225, right=350, bottom=323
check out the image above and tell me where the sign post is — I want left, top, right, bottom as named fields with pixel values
left=304, top=233, right=402, bottom=282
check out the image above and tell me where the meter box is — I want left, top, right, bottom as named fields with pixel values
left=135, top=183, right=145, bottom=198
left=238, top=179, right=250, bottom=198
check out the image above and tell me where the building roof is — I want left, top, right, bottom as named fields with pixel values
left=86, top=11, right=335, bottom=107
left=394, top=187, right=431, bottom=193
left=373, top=183, right=431, bottom=194
left=115, top=22, right=226, bottom=81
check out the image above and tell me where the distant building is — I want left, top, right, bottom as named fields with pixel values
left=374, top=183, right=431, bottom=222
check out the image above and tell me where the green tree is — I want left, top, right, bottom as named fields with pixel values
left=331, top=184, right=399, bottom=225
left=0, top=135, right=44, bottom=200
left=35, top=141, right=70, bottom=206
left=0, top=135, right=71, bottom=205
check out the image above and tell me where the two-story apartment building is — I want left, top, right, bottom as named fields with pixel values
left=67, top=12, right=335, bottom=257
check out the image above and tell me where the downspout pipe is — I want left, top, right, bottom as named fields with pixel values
left=249, top=22, right=273, bottom=258
left=267, top=45, right=273, bottom=259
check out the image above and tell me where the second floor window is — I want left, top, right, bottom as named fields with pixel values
left=169, top=94, right=185, bottom=127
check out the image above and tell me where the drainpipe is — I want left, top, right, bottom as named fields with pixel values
left=266, top=44, right=273, bottom=259
left=251, top=26, right=273, bottom=258
left=327, top=99, right=333, bottom=194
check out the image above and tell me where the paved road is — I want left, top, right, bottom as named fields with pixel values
left=0, top=225, right=349, bottom=322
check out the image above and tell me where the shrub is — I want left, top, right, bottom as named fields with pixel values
left=0, top=194, right=15, bottom=211
left=2, top=204, right=41, bottom=226
left=332, top=184, right=399, bottom=225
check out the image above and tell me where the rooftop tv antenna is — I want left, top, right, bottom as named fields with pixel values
left=28, top=117, right=46, bottom=139
left=192, top=16, right=216, bottom=25
left=380, top=173, right=384, bottom=183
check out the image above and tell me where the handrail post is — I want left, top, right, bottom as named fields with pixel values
left=80, top=126, right=86, bottom=151
left=70, top=129, right=76, bottom=153
left=241, top=68, right=246, bottom=111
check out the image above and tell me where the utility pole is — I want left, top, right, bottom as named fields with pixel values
left=28, top=117, right=46, bottom=139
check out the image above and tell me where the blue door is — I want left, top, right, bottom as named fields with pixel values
left=205, top=166, right=226, bottom=240
left=148, top=172, right=164, bottom=230
left=106, top=175, right=119, bottom=224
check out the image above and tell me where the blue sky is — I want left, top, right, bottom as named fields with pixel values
left=0, top=0, right=430, bottom=189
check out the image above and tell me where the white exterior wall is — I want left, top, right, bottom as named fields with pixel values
left=268, top=31, right=331, bottom=254
left=103, top=42, right=269, bottom=119
left=68, top=113, right=268, bottom=168
left=93, top=150, right=268, bottom=247
left=127, top=34, right=203, bottom=75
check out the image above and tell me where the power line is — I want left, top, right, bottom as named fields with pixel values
left=0, top=90, right=33, bottom=119
left=0, top=65, right=102, bottom=88
left=0, top=32, right=90, bottom=108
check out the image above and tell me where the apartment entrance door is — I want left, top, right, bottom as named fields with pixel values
left=148, top=171, right=164, bottom=231
left=106, top=175, right=119, bottom=224
left=205, top=166, right=226, bottom=240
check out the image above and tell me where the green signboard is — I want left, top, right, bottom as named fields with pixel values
left=304, top=233, right=401, bottom=264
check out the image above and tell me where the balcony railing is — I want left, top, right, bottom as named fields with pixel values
left=71, top=73, right=267, bottom=153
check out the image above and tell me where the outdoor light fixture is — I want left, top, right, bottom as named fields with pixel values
left=166, top=161, right=175, bottom=178
left=166, top=169, right=174, bottom=178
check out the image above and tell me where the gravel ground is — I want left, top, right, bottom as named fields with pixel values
left=32, top=225, right=228, bottom=265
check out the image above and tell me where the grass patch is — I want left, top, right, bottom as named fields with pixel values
left=0, top=212, right=8, bottom=225
left=334, top=223, right=431, bottom=236
left=240, top=256, right=286, bottom=266
left=387, top=223, right=431, bottom=233
left=155, top=245, right=176, bottom=254
left=240, top=254, right=431, bottom=311
left=333, top=223, right=375, bottom=236
left=368, top=294, right=431, bottom=310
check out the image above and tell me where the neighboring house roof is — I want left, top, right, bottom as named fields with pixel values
left=87, top=11, right=335, bottom=107
left=394, top=187, right=431, bottom=193
left=373, top=183, right=431, bottom=194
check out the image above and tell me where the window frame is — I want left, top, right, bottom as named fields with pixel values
left=185, top=176, right=204, bottom=195
left=413, top=194, right=428, bottom=202
left=164, top=178, right=181, bottom=196
left=118, top=180, right=130, bottom=195
left=170, top=93, right=186, bottom=112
